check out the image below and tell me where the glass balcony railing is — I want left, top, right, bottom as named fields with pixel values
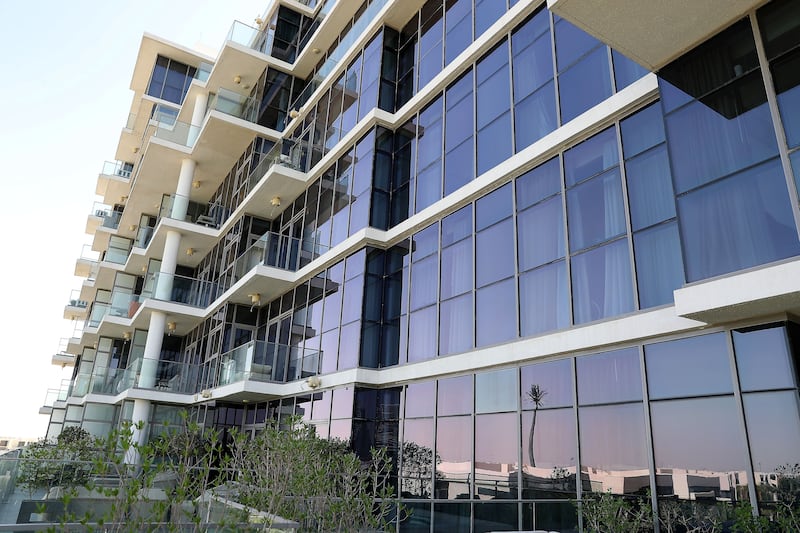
left=288, top=0, right=389, bottom=115
left=234, top=231, right=330, bottom=282
left=196, top=61, right=213, bottom=82
left=67, top=289, right=88, bottom=309
left=226, top=20, right=277, bottom=57
left=207, top=87, right=258, bottom=122
left=100, top=160, right=133, bottom=179
left=217, top=340, right=320, bottom=386
left=90, top=202, right=122, bottom=230
left=87, top=302, right=109, bottom=328
left=135, top=225, right=154, bottom=249
left=79, top=244, right=100, bottom=262
left=151, top=120, right=199, bottom=148
left=158, top=193, right=226, bottom=229
left=135, top=359, right=199, bottom=394
left=146, top=272, right=221, bottom=308
left=69, top=373, right=91, bottom=398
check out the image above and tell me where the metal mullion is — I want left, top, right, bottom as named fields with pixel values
left=616, top=123, right=640, bottom=311
left=639, top=345, right=660, bottom=533
left=750, top=12, right=800, bottom=241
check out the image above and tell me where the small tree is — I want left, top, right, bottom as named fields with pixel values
left=17, top=427, right=94, bottom=498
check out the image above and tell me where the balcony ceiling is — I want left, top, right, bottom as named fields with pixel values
left=130, top=33, right=213, bottom=95
left=547, top=0, right=768, bottom=70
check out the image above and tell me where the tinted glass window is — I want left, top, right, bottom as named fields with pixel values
left=645, top=333, right=732, bottom=399
left=577, top=348, right=641, bottom=404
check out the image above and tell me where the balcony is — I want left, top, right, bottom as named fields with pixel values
left=547, top=0, right=763, bottom=70
left=147, top=272, right=221, bottom=309
left=85, top=202, right=122, bottom=235
left=75, top=244, right=100, bottom=278
left=234, top=231, right=330, bottom=282
left=99, top=358, right=199, bottom=396
left=217, top=340, right=320, bottom=387
left=95, top=160, right=134, bottom=204
left=39, top=387, right=68, bottom=414
left=207, top=87, right=258, bottom=123
left=63, top=289, right=89, bottom=320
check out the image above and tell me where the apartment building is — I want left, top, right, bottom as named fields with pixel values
left=43, top=0, right=800, bottom=530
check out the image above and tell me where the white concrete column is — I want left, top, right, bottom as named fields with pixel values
left=138, top=310, right=167, bottom=389
left=127, top=398, right=152, bottom=464
left=171, top=158, right=196, bottom=221
left=187, top=92, right=208, bottom=147
left=155, top=230, right=182, bottom=300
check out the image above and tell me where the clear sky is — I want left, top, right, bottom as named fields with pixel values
left=0, top=0, right=263, bottom=438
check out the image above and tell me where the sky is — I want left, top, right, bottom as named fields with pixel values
left=0, top=0, right=264, bottom=438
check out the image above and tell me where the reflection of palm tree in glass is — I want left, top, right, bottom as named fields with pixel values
left=526, top=384, right=547, bottom=468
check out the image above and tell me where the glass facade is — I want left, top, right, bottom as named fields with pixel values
left=57, top=0, right=800, bottom=531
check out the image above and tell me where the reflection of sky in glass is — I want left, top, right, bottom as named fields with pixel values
left=476, top=368, right=518, bottom=413
left=522, top=408, right=575, bottom=470
left=438, top=375, right=473, bottom=416
left=734, top=326, right=796, bottom=391
left=577, top=348, right=641, bottom=405
left=521, top=358, right=573, bottom=409
left=475, top=412, right=518, bottom=465
left=405, top=381, right=436, bottom=418
left=744, top=391, right=800, bottom=473
left=579, top=403, right=648, bottom=471
left=645, top=333, right=732, bottom=399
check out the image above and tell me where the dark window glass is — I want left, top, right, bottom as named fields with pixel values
left=578, top=403, right=649, bottom=494
left=477, top=278, right=517, bottom=347
left=523, top=502, right=579, bottom=533
left=409, top=306, right=437, bottom=363
left=633, top=222, right=684, bottom=308
left=406, top=381, right=436, bottom=418
left=678, top=158, right=800, bottom=281
left=476, top=219, right=515, bottom=287
left=564, top=127, right=619, bottom=186
left=441, top=238, right=473, bottom=299
left=571, top=238, right=633, bottom=324
left=476, top=368, right=518, bottom=413
left=773, top=51, right=800, bottom=148
left=434, top=502, right=470, bottom=532
left=733, top=326, right=797, bottom=391
left=620, top=103, right=666, bottom=159
left=519, top=261, right=570, bottom=336
left=567, top=168, right=625, bottom=251
left=435, top=416, right=472, bottom=499
left=625, top=146, right=675, bottom=230
left=400, top=417, right=435, bottom=498
left=474, top=503, right=520, bottom=532
left=518, top=195, right=565, bottom=271
left=612, top=50, right=648, bottom=90
left=516, top=157, right=561, bottom=210
left=521, top=358, right=574, bottom=410
left=514, top=81, right=557, bottom=150
left=522, top=408, right=577, bottom=499
left=559, top=46, right=612, bottom=123
left=577, top=348, right=641, bottom=405
left=645, top=333, right=732, bottom=400
left=439, top=293, right=473, bottom=355
left=475, top=413, right=519, bottom=500
left=401, top=502, right=432, bottom=532
left=650, top=397, right=750, bottom=500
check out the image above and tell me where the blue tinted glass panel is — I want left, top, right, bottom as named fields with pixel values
left=419, top=47, right=443, bottom=90
left=441, top=205, right=472, bottom=246
left=516, top=157, right=561, bottom=209
left=733, top=326, right=796, bottom=392
left=408, top=306, right=437, bottom=363
left=475, top=0, right=505, bottom=37
left=438, top=375, right=473, bottom=416
left=413, top=224, right=440, bottom=260
left=517, top=195, right=565, bottom=271
left=678, top=158, right=800, bottom=282
left=625, top=146, right=675, bottom=230
left=612, top=50, right=649, bottom=90
left=417, top=119, right=443, bottom=171
left=446, top=69, right=473, bottom=109
left=634, top=222, right=684, bottom=308
left=577, top=347, right=642, bottom=404
left=410, top=254, right=438, bottom=310
left=476, top=368, right=518, bottom=413
left=476, top=278, right=517, bottom=347
left=651, top=397, right=749, bottom=477
left=445, top=0, right=472, bottom=64
left=793, top=151, right=800, bottom=200
left=774, top=52, right=800, bottom=149
left=476, top=218, right=515, bottom=287
left=567, top=168, right=626, bottom=252
left=521, top=358, right=574, bottom=409
left=441, top=238, right=473, bottom=299
left=564, top=127, right=618, bottom=186
left=664, top=73, right=778, bottom=193
left=477, top=40, right=508, bottom=82
left=439, top=293, right=473, bottom=355
left=559, top=47, right=612, bottom=123
left=645, top=333, right=731, bottom=400
left=554, top=19, right=601, bottom=71
left=477, top=113, right=512, bottom=174
left=519, top=261, right=570, bottom=337
left=476, top=182, right=512, bottom=230
left=511, top=9, right=549, bottom=55
left=571, top=238, right=633, bottom=324
left=514, top=81, right=557, bottom=151
left=513, top=34, right=554, bottom=101
left=620, top=103, right=665, bottom=159
left=445, top=89, right=473, bottom=150
left=477, top=67, right=511, bottom=128
left=444, top=139, right=474, bottom=195
left=415, top=162, right=442, bottom=213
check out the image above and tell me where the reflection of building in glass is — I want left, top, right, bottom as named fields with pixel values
left=43, top=0, right=800, bottom=530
